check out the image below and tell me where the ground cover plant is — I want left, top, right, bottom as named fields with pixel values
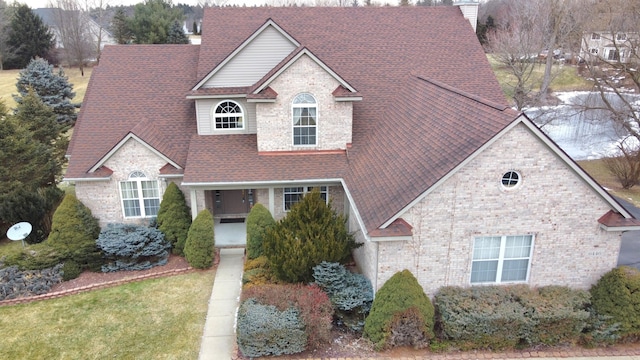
left=0, top=269, right=214, bottom=359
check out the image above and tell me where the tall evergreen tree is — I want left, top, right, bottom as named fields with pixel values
left=14, top=58, right=80, bottom=127
left=4, top=4, right=54, bottom=69
left=167, top=20, right=190, bottom=44
left=129, top=0, right=184, bottom=44
left=111, top=8, right=132, bottom=44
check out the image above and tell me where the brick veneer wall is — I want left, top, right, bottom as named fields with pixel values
left=75, top=139, right=170, bottom=226
left=255, top=54, right=353, bottom=152
left=357, top=124, right=621, bottom=297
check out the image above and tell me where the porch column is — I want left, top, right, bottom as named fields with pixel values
left=268, top=187, right=275, bottom=215
left=190, top=189, right=198, bottom=220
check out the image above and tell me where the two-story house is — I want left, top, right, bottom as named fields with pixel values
left=580, top=31, right=638, bottom=64
left=65, top=5, right=640, bottom=296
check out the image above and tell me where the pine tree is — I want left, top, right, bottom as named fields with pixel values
left=129, top=0, right=185, bottom=44
left=14, top=58, right=80, bottom=127
left=111, top=8, right=132, bottom=44
left=4, top=4, right=54, bottom=69
left=157, top=182, right=192, bottom=255
left=167, top=20, right=189, bottom=44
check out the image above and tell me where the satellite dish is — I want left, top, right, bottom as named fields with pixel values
left=7, top=222, right=32, bottom=245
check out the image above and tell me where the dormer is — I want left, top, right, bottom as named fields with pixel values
left=188, top=19, right=361, bottom=152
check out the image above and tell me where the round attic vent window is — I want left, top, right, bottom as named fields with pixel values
left=501, top=171, right=520, bottom=189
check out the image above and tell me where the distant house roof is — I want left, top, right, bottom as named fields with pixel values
left=67, top=7, right=519, bottom=234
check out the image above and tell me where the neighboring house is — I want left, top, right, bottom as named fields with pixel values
left=65, top=4, right=640, bottom=296
left=580, top=31, right=638, bottom=63
left=34, top=8, right=116, bottom=58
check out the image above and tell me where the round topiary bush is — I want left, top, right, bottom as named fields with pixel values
left=246, top=203, right=275, bottom=260
left=97, top=223, right=171, bottom=272
left=156, top=182, right=191, bottom=256
left=364, top=269, right=435, bottom=350
left=591, top=266, right=640, bottom=337
left=184, top=209, right=215, bottom=269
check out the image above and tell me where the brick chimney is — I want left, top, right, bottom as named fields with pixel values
left=455, top=0, right=479, bottom=32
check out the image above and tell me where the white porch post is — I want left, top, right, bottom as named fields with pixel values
left=190, top=189, right=198, bottom=220
left=268, top=187, right=275, bottom=215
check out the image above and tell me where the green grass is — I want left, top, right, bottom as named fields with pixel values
left=0, top=67, right=92, bottom=109
left=0, top=269, right=214, bottom=359
left=487, top=55, right=594, bottom=100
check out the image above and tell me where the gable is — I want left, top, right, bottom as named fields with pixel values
left=200, top=24, right=298, bottom=88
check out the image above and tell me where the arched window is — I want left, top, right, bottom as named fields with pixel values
left=120, top=171, right=160, bottom=218
left=214, top=100, right=244, bottom=129
left=292, top=93, right=317, bottom=145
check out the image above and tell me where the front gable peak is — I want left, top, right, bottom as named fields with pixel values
left=193, top=19, right=299, bottom=90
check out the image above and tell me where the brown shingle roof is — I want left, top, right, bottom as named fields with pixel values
left=66, top=44, right=199, bottom=179
left=68, top=7, right=518, bottom=235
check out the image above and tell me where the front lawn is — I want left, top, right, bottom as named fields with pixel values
left=0, top=269, right=214, bottom=359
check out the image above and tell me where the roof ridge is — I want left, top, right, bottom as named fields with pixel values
left=416, top=75, right=509, bottom=111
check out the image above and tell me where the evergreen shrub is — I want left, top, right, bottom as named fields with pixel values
left=242, top=256, right=275, bottom=287
left=156, top=182, right=191, bottom=256
left=61, top=260, right=82, bottom=281
left=590, top=266, right=640, bottom=338
left=245, top=203, right=275, bottom=259
left=0, top=263, right=62, bottom=300
left=47, top=193, right=102, bottom=271
left=364, top=270, right=435, bottom=350
left=263, top=190, right=360, bottom=283
left=241, top=284, right=333, bottom=350
left=236, top=298, right=307, bottom=357
left=434, top=285, right=590, bottom=350
left=313, top=261, right=373, bottom=332
left=184, top=210, right=215, bottom=269
left=97, top=223, right=171, bottom=272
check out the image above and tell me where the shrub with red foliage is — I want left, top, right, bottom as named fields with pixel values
left=241, top=283, right=334, bottom=349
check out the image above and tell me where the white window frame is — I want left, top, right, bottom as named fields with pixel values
left=283, top=186, right=328, bottom=211
left=470, top=235, right=534, bottom=284
left=607, top=48, right=621, bottom=61
left=119, top=171, right=161, bottom=218
left=213, top=100, right=244, bottom=130
left=292, top=93, right=317, bottom=146
left=591, top=33, right=600, bottom=40
left=616, top=33, right=627, bottom=41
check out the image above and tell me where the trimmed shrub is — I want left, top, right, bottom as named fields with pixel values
left=245, top=203, right=275, bottom=259
left=156, top=182, right=191, bottom=256
left=47, top=193, right=102, bottom=271
left=61, top=260, right=82, bottom=281
left=364, top=270, right=435, bottom=350
left=242, top=256, right=276, bottom=287
left=263, top=190, right=361, bottom=283
left=313, top=261, right=373, bottom=332
left=184, top=210, right=215, bottom=269
left=434, top=285, right=590, bottom=350
left=97, top=223, right=171, bottom=272
left=237, top=298, right=307, bottom=357
left=0, top=263, right=63, bottom=300
left=590, top=266, right=640, bottom=338
left=241, top=284, right=333, bottom=350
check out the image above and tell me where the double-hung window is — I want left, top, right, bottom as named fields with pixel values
left=292, top=93, right=317, bottom=146
left=120, top=171, right=161, bottom=218
left=283, top=186, right=328, bottom=211
left=471, top=235, right=533, bottom=284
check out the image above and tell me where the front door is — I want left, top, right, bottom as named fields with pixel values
left=215, top=190, right=250, bottom=215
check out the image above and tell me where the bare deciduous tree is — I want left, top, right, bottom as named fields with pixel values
left=50, top=0, right=94, bottom=75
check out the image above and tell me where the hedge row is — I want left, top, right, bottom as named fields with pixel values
left=434, top=285, right=591, bottom=349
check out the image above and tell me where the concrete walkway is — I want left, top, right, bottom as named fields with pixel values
left=198, top=248, right=244, bottom=360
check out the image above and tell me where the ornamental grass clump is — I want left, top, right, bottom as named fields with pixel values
left=156, top=182, right=191, bottom=256
left=184, top=210, right=215, bottom=269
left=364, top=269, right=435, bottom=350
left=263, top=190, right=360, bottom=283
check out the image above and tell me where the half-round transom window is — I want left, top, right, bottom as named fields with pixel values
left=214, top=100, right=244, bottom=129
left=292, top=93, right=317, bottom=145
left=501, top=171, right=520, bottom=188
